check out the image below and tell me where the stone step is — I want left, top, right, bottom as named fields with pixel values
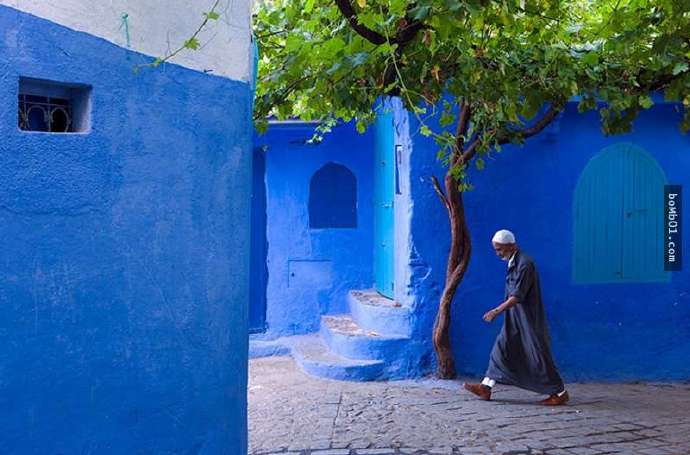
left=248, top=338, right=291, bottom=359
left=348, top=289, right=412, bottom=337
left=289, top=334, right=385, bottom=381
left=320, top=314, right=410, bottom=366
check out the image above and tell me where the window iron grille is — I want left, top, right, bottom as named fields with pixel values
left=18, top=94, right=73, bottom=133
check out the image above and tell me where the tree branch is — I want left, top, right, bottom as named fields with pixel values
left=462, top=104, right=563, bottom=163
left=334, top=0, right=387, bottom=45
left=498, top=105, right=561, bottom=143
left=431, top=175, right=450, bottom=210
left=451, top=100, right=471, bottom=166
left=135, top=0, right=221, bottom=72
left=640, top=59, right=690, bottom=93
left=394, top=20, right=426, bottom=46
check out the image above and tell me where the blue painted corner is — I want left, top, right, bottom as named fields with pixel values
left=1, top=6, right=252, bottom=454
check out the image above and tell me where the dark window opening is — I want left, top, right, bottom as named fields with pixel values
left=309, top=163, right=357, bottom=229
left=19, top=94, right=72, bottom=132
left=18, top=78, right=91, bottom=133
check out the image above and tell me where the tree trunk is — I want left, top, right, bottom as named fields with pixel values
left=432, top=173, right=472, bottom=379
left=426, top=98, right=561, bottom=378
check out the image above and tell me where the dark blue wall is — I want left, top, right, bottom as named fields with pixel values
left=250, top=147, right=268, bottom=333
left=256, top=123, right=375, bottom=337
left=0, top=7, right=251, bottom=453
left=404, top=102, right=690, bottom=382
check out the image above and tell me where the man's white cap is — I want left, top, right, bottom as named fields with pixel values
left=492, top=229, right=516, bottom=244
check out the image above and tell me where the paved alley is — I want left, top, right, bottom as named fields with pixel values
left=249, top=357, right=690, bottom=455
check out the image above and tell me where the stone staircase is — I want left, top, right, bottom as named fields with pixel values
left=290, top=289, right=416, bottom=381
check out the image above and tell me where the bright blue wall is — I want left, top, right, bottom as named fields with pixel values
left=256, top=123, right=375, bottom=337
left=390, top=98, right=451, bottom=373
left=0, top=7, right=251, bottom=454
left=403, top=101, right=690, bottom=381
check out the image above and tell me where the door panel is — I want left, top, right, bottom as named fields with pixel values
left=573, top=143, right=669, bottom=283
left=374, top=110, right=395, bottom=298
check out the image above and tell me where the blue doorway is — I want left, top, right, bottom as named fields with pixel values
left=250, top=147, right=268, bottom=333
left=374, top=109, right=395, bottom=299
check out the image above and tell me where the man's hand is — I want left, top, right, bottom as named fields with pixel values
left=483, top=308, right=500, bottom=323
left=484, top=297, right=518, bottom=323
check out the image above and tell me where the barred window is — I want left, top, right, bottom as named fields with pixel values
left=18, top=78, right=91, bottom=133
left=19, top=94, right=72, bottom=132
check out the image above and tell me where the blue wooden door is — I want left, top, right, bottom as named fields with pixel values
left=374, top=110, right=395, bottom=298
left=573, top=143, right=669, bottom=283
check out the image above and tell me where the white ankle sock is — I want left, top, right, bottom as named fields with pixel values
left=481, top=377, right=496, bottom=388
left=557, top=389, right=567, bottom=397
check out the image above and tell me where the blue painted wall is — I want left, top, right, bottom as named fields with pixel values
left=0, top=7, right=252, bottom=453
left=256, top=122, right=375, bottom=337
left=399, top=101, right=690, bottom=382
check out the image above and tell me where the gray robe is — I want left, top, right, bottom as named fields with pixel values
left=485, top=249, right=565, bottom=395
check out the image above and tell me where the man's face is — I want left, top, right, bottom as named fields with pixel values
left=492, top=242, right=515, bottom=261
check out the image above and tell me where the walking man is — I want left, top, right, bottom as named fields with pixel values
left=463, top=229, right=569, bottom=405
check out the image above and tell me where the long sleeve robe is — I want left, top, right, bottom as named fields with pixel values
left=485, top=250, right=565, bottom=395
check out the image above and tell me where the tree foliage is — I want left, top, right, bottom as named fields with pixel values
left=254, top=0, right=689, bottom=180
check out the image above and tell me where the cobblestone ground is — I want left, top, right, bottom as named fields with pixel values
left=249, top=357, right=690, bottom=455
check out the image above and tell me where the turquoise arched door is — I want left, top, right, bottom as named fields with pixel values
left=573, top=143, right=669, bottom=283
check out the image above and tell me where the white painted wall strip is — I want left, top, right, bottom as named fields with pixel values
left=0, top=0, right=253, bottom=82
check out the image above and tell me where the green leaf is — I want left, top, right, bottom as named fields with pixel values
left=206, top=11, right=220, bottom=20
left=184, top=37, right=200, bottom=50
left=356, top=119, right=367, bottom=133
left=420, top=125, right=432, bottom=137
left=505, top=103, right=519, bottom=122
left=255, top=118, right=269, bottom=134
left=411, top=6, right=431, bottom=20
left=444, top=0, right=462, bottom=11
left=582, top=52, right=599, bottom=66
left=681, top=117, right=690, bottom=133
left=285, top=34, right=302, bottom=52
left=672, top=62, right=689, bottom=76
left=639, top=95, right=654, bottom=109
left=349, top=52, right=369, bottom=67
left=439, top=111, right=455, bottom=128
